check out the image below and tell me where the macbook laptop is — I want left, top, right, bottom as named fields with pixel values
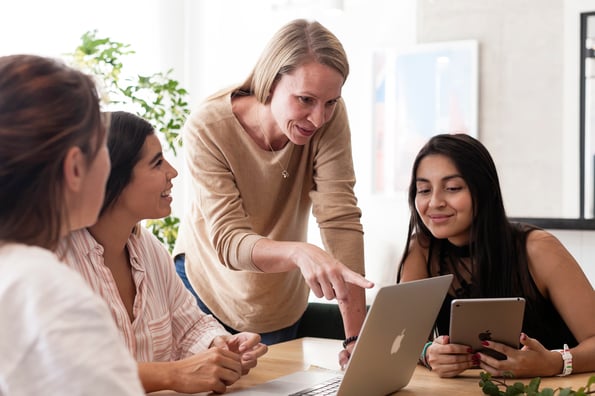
left=230, top=274, right=453, bottom=396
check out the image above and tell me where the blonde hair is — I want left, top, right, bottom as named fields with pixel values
left=232, top=19, right=349, bottom=103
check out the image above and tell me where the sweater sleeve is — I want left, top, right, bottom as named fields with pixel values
left=310, top=99, right=365, bottom=275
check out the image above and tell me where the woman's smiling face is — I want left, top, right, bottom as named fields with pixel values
left=268, top=61, right=344, bottom=146
left=414, top=154, right=473, bottom=246
left=117, top=133, right=178, bottom=221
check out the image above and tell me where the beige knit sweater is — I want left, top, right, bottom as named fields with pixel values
left=174, top=91, right=365, bottom=333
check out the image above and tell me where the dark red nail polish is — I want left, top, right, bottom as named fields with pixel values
left=481, top=341, right=489, bottom=346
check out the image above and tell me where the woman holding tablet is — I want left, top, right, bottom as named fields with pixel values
left=398, top=133, right=595, bottom=378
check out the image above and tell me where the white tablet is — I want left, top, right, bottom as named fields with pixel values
left=449, top=297, right=525, bottom=360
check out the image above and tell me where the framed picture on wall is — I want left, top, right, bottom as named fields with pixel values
left=372, top=40, right=479, bottom=194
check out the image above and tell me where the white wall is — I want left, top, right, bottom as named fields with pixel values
left=0, top=0, right=179, bottom=75
left=550, top=229, right=595, bottom=286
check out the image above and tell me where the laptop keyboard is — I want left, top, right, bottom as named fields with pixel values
left=288, top=375, right=342, bottom=396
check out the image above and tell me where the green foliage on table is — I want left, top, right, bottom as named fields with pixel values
left=67, top=30, right=190, bottom=252
left=479, top=372, right=595, bottom=395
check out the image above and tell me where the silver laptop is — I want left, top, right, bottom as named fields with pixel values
left=230, top=274, right=453, bottom=396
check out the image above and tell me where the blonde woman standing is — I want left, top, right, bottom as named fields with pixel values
left=174, top=19, right=373, bottom=367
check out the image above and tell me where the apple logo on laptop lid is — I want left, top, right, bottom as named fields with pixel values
left=391, top=328, right=407, bottom=354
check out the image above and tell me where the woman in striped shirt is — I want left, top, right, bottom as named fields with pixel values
left=59, top=111, right=267, bottom=394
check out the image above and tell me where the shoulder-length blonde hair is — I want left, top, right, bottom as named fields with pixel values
left=228, top=19, right=349, bottom=103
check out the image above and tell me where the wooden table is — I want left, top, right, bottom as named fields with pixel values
left=154, top=337, right=595, bottom=395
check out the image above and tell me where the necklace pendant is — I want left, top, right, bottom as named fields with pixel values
left=281, top=170, right=289, bottom=179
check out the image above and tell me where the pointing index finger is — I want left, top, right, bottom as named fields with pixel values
left=343, top=270, right=374, bottom=289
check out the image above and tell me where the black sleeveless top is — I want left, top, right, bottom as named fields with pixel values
left=431, top=227, right=577, bottom=350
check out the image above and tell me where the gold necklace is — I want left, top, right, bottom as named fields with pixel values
left=257, top=107, right=290, bottom=179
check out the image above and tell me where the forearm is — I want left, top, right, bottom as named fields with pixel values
left=251, top=238, right=300, bottom=273
left=338, top=283, right=367, bottom=338
left=570, top=336, right=595, bottom=374
left=138, top=361, right=174, bottom=393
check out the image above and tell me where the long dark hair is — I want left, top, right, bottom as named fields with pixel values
left=398, top=134, right=534, bottom=298
left=0, top=54, right=105, bottom=250
left=100, top=111, right=154, bottom=214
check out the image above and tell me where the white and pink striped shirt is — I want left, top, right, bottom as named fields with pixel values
left=59, top=227, right=229, bottom=362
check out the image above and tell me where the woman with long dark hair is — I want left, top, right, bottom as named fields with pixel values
left=399, top=133, right=595, bottom=378
left=60, top=111, right=267, bottom=394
